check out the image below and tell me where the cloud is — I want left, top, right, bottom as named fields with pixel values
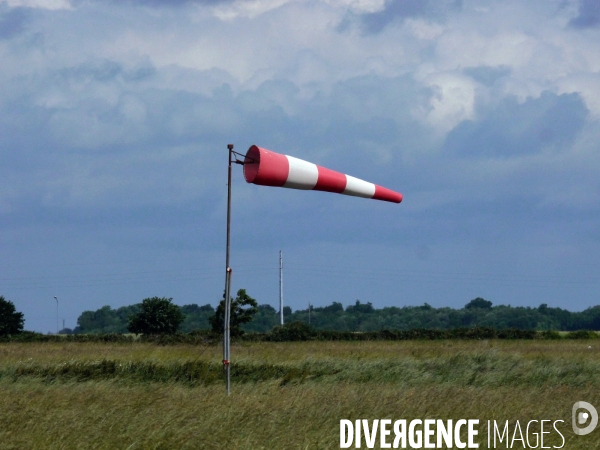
left=357, top=0, right=462, bottom=34
left=0, top=56, right=427, bottom=250
left=463, top=65, right=511, bottom=87
left=443, top=91, right=588, bottom=158
left=95, top=0, right=232, bottom=6
left=1, top=0, right=71, bottom=9
left=0, top=6, right=29, bottom=39
left=569, top=0, right=600, bottom=28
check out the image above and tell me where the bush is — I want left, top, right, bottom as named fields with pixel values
left=539, top=330, right=562, bottom=340
left=565, top=330, right=599, bottom=339
left=268, top=322, right=312, bottom=342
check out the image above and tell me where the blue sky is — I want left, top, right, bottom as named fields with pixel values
left=1, top=0, right=599, bottom=332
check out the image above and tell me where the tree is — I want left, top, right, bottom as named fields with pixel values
left=346, top=300, right=374, bottom=314
left=179, top=303, right=215, bottom=332
left=0, top=296, right=24, bottom=335
left=465, top=297, right=493, bottom=309
left=244, top=304, right=280, bottom=333
left=209, top=289, right=258, bottom=336
left=127, top=297, right=185, bottom=335
left=321, top=302, right=343, bottom=314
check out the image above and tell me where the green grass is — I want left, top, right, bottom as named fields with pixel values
left=0, top=340, right=599, bottom=449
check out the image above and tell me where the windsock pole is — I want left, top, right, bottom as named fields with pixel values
left=223, top=144, right=249, bottom=395
left=223, top=144, right=233, bottom=395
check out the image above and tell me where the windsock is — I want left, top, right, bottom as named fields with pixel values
left=243, top=145, right=402, bottom=203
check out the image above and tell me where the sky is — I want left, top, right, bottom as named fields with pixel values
left=1, top=0, right=599, bottom=333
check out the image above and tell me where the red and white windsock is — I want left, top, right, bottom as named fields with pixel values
left=243, top=145, right=402, bottom=203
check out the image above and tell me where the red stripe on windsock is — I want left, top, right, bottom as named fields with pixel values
left=314, top=165, right=347, bottom=193
left=373, top=185, right=403, bottom=203
left=244, top=145, right=289, bottom=186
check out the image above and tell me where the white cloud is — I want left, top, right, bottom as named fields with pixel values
left=0, top=0, right=598, bottom=201
left=211, top=0, right=294, bottom=20
left=211, top=0, right=386, bottom=20
left=405, top=18, right=444, bottom=41
left=327, top=0, right=386, bottom=13
left=557, top=74, right=600, bottom=117
left=1, top=0, right=598, bottom=137
left=1, top=0, right=71, bottom=9
left=418, top=73, right=477, bottom=134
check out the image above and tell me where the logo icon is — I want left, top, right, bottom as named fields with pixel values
left=572, top=401, right=598, bottom=436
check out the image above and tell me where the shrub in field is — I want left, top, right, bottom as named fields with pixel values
left=127, top=297, right=185, bottom=335
left=539, top=330, right=562, bottom=339
left=209, top=289, right=258, bottom=337
left=493, top=328, right=536, bottom=339
left=0, top=296, right=24, bottom=335
left=268, top=321, right=312, bottom=341
left=66, top=333, right=135, bottom=343
left=264, top=326, right=543, bottom=342
left=0, top=330, right=44, bottom=342
left=0, top=332, right=137, bottom=343
left=140, top=331, right=222, bottom=345
left=565, top=330, right=599, bottom=339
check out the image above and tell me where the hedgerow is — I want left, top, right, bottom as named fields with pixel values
left=1, top=324, right=597, bottom=344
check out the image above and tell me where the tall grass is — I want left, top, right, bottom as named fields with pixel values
left=0, top=340, right=598, bottom=448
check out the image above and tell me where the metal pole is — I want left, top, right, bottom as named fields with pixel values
left=223, top=144, right=234, bottom=395
left=279, top=250, right=284, bottom=325
left=54, top=296, right=58, bottom=334
left=308, top=302, right=311, bottom=327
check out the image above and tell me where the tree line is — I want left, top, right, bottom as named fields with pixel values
left=3, top=294, right=600, bottom=337
left=67, top=295, right=600, bottom=334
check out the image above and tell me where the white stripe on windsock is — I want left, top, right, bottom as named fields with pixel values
left=284, top=156, right=319, bottom=190
left=343, top=175, right=376, bottom=199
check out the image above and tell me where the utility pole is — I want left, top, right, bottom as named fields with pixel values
left=279, top=250, right=283, bottom=325
left=53, top=296, right=58, bottom=334
left=308, top=302, right=311, bottom=327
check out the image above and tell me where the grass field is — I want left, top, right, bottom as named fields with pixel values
left=0, top=340, right=599, bottom=449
